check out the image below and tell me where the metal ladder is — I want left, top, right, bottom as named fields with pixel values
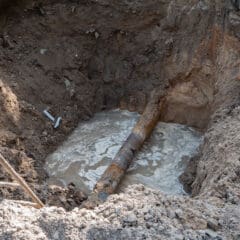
left=0, top=153, right=44, bottom=208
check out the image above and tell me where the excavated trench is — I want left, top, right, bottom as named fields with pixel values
left=0, top=0, right=240, bottom=239
left=41, top=62, right=215, bottom=205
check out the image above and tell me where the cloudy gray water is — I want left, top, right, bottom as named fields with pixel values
left=45, top=109, right=202, bottom=195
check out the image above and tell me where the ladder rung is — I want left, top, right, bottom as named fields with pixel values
left=0, top=181, right=20, bottom=188
left=7, top=199, right=40, bottom=208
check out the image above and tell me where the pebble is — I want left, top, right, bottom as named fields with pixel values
left=145, top=222, right=152, bottom=229
left=142, top=207, right=149, bottom=214
left=42, top=130, right=48, bottom=136
left=53, top=231, right=59, bottom=239
left=207, top=219, right=219, bottom=231
left=167, top=209, right=176, bottom=219
left=40, top=48, right=48, bottom=55
left=175, top=209, right=183, bottom=219
left=144, top=213, right=152, bottom=221
left=123, top=213, right=138, bottom=227
left=94, top=32, right=100, bottom=39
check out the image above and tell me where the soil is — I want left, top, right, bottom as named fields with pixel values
left=0, top=0, right=239, bottom=239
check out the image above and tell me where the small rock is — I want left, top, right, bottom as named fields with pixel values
left=53, top=231, right=59, bottom=240
left=175, top=209, right=183, bottom=219
left=145, top=222, right=152, bottom=229
left=64, top=78, right=71, bottom=90
left=204, top=229, right=222, bottom=239
left=38, top=6, right=46, bottom=16
left=126, top=203, right=134, bottom=211
left=67, top=182, right=76, bottom=190
left=144, top=213, right=152, bottom=221
left=73, top=190, right=87, bottom=204
left=94, top=32, right=100, bottom=39
left=144, top=189, right=151, bottom=196
left=42, top=130, right=48, bottom=136
left=172, top=234, right=184, bottom=240
left=233, top=233, right=240, bottom=240
left=40, top=48, right=48, bottom=55
left=123, top=213, right=138, bottom=227
left=142, top=207, right=149, bottom=214
left=207, top=219, right=219, bottom=231
left=2, top=35, right=14, bottom=49
left=167, top=209, right=176, bottom=219
left=10, top=82, right=18, bottom=88
left=67, top=198, right=75, bottom=206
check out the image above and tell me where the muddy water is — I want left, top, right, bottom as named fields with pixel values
left=45, top=110, right=202, bottom=195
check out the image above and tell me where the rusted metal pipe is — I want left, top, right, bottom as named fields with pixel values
left=84, top=91, right=165, bottom=208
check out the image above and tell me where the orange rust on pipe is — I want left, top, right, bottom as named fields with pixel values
left=84, top=93, right=165, bottom=207
left=94, top=163, right=125, bottom=195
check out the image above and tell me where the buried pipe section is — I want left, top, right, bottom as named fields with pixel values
left=84, top=91, right=166, bottom=208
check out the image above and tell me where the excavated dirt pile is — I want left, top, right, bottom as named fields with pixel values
left=0, top=0, right=240, bottom=239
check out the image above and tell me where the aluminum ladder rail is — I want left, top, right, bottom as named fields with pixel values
left=0, top=153, right=44, bottom=208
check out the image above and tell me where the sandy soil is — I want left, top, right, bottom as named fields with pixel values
left=0, top=185, right=237, bottom=240
left=0, top=0, right=239, bottom=239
